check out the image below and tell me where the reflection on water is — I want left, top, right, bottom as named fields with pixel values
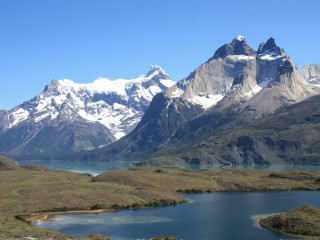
left=250, top=213, right=280, bottom=230
left=250, top=213, right=280, bottom=220
left=34, top=191, right=320, bottom=240
left=17, top=160, right=320, bottom=176
left=35, top=214, right=172, bottom=227
left=17, top=160, right=134, bottom=176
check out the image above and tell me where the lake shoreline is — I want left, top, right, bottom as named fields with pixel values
left=31, top=192, right=320, bottom=240
left=22, top=198, right=188, bottom=224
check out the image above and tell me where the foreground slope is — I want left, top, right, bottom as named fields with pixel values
left=79, top=37, right=320, bottom=164
left=0, top=66, right=174, bottom=160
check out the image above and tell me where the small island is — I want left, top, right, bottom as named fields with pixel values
left=260, top=204, right=320, bottom=238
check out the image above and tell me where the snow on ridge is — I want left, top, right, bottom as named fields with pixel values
left=160, top=79, right=176, bottom=88
left=304, top=77, right=320, bottom=88
left=234, top=36, right=245, bottom=41
left=228, top=55, right=255, bottom=61
left=55, top=77, right=143, bottom=96
left=241, top=85, right=263, bottom=98
left=9, top=108, right=29, bottom=127
left=34, top=113, right=50, bottom=123
left=259, top=54, right=282, bottom=61
left=258, top=78, right=273, bottom=88
left=258, top=50, right=283, bottom=61
left=188, top=94, right=224, bottom=110
left=114, top=132, right=126, bottom=140
left=240, top=78, right=273, bottom=99
left=51, top=66, right=174, bottom=97
left=171, top=88, right=185, bottom=98
left=144, top=65, right=166, bottom=77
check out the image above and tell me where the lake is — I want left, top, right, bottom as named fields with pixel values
left=17, top=160, right=320, bottom=176
left=34, top=191, right=320, bottom=240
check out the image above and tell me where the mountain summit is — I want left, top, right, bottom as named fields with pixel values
left=0, top=66, right=175, bottom=159
left=145, top=65, right=168, bottom=78
left=211, top=35, right=255, bottom=60
left=257, top=37, right=286, bottom=60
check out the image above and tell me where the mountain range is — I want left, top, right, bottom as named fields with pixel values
left=0, top=66, right=175, bottom=159
left=1, top=36, right=320, bottom=164
left=76, top=36, right=320, bottom=165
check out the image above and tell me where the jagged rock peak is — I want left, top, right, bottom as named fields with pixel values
left=145, top=65, right=168, bottom=78
left=257, top=37, right=286, bottom=60
left=277, top=59, right=294, bottom=75
left=43, top=79, right=70, bottom=92
left=259, top=37, right=277, bottom=50
left=210, top=36, right=255, bottom=60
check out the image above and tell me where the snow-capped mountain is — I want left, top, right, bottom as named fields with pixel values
left=83, top=36, right=320, bottom=165
left=0, top=65, right=175, bottom=159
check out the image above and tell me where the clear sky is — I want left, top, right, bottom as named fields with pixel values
left=0, top=0, right=319, bottom=110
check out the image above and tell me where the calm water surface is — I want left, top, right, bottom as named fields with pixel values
left=34, top=191, right=320, bottom=240
left=17, top=160, right=320, bottom=176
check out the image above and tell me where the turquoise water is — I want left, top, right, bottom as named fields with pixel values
left=34, top=191, right=320, bottom=240
left=17, top=160, right=320, bottom=176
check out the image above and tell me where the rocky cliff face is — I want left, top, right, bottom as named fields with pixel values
left=301, top=63, right=320, bottom=87
left=81, top=36, right=320, bottom=164
left=0, top=66, right=175, bottom=159
left=166, top=36, right=314, bottom=112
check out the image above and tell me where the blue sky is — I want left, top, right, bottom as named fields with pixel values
left=0, top=0, right=319, bottom=110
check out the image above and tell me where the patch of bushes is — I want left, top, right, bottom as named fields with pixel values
left=15, top=215, right=27, bottom=222
left=91, top=204, right=107, bottom=210
left=109, top=204, right=123, bottom=210
left=146, top=199, right=179, bottom=207
left=46, top=207, right=71, bottom=212
left=154, top=169, right=166, bottom=173
left=176, top=188, right=205, bottom=194
left=269, top=172, right=287, bottom=178
left=152, top=234, right=177, bottom=240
